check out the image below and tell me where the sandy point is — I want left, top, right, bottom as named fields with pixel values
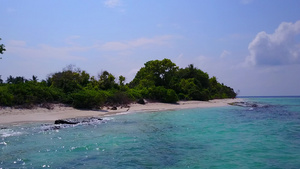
left=0, top=98, right=243, bottom=125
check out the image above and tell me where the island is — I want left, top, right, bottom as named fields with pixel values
left=0, top=59, right=238, bottom=124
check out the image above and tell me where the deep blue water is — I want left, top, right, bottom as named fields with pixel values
left=1, top=97, right=300, bottom=168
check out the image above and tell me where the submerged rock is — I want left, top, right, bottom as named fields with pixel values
left=40, top=117, right=105, bottom=131
left=251, top=104, right=258, bottom=107
left=54, top=117, right=103, bottom=125
left=229, top=102, right=270, bottom=108
left=54, top=120, right=78, bottom=125
left=229, top=102, right=254, bottom=107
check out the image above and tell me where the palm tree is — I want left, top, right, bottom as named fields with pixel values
left=0, top=38, right=6, bottom=56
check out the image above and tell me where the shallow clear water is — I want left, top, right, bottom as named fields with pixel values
left=1, top=97, right=300, bottom=168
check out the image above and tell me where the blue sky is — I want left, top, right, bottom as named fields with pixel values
left=1, top=0, right=300, bottom=96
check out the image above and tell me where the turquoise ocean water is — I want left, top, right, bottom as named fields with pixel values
left=1, top=97, right=300, bottom=168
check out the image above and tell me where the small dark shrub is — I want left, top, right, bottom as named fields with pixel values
left=107, top=91, right=132, bottom=106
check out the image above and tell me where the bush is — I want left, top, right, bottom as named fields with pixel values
left=126, top=89, right=142, bottom=100
left=0, top=86, right=13, bottom=106
left=178, top=93, right=190, bottom=100
left=164, top=89, right=179, bottom=103
left=6, top=82, right=58, bottom=106
left=48, top=87, right=66, bottom=103
left=106, top=90, right=132, bottom=106
left=71, top=89, right=107, bottom=109
left=148, top=86, right=178, bottom=103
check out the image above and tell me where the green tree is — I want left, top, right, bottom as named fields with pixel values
left=98, top=71, right=117, bottom=90
left=48, top=65, right=90, bottom=93
left=177, top=64, right=210, bottom=89
left=208, top=76, right=236, bottom=99
left=0, top=38, right=6, bottom=56
left=31, top=75, right=38, bottom=82
left=118, top=75, right=125, bottom=86
left=0, top=75, right=3, bottom=84
left=130, top=58, right=178, bottom=88
left=148, top=86, right=178, bottom=103
left=0, top=85, right=13, bottom=106
left=6, top=76, right=27, bottom=84
left=209, top=76, right=221, bottom=99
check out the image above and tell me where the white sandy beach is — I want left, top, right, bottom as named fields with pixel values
left=0, top=98, right=242, bottom=125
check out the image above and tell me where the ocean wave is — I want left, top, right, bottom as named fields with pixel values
left=0, top=128, right=23, bottom=138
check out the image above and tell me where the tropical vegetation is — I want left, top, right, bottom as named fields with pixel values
left=0, top=59, right=236, bottom=109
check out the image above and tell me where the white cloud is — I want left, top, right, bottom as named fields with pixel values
left=65, top=35, right=81, bottom=45
left=6, top=40, right=87, bottom=61
left=246, top=20, right=300, bottom=66
left=100, top=35, right=176, bottom=51
left=101, top=42, right=128, bottom=51
left=220, top=50, right=231, bottom=58
left=104, top=0, right=121, bottom=8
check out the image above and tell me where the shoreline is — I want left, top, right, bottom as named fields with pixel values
left=0, top=98, right=242, bottom=125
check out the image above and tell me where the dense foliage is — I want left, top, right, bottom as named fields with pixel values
left=130, top=59, right=236, bottom=102
left=0, top=59, right=236, bottom=109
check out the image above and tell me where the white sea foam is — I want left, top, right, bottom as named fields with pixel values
left=102, top=117, right=114, bottom=121
left=108, top=111, right=135, bottom=116
left=0, top=141, right=7, bottom=145
left=0, top=129, right=23, bottom=137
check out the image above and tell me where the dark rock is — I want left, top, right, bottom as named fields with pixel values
left=251, top=104, right=258, bottom=107
left=54, top=117, right=103, bottom=125
left=54, top=119, right=79, bottom=125
left=137, top=98, right=146, bottom=105
left=42, top=117, right=104, bottom=131
left=111, top=106, right=117, bottom=110
left=50, top=125, right=61, bottom=130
